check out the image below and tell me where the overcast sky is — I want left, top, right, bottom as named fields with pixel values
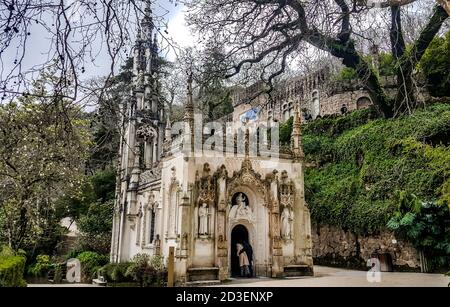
left=0, top=0, right=194, bottom=100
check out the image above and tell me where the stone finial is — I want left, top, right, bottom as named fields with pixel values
left=183, top=71, right=195, bottom=154
left=165, top=116, right=172, bottom=141
left=291, top=104, right=304, bottom=160
left=184, top=71, right=194, bottom=120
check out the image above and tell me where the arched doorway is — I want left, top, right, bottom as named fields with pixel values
left=230, top=224, right=249, bottom=277
left=357, top=96, right=372, bottom=110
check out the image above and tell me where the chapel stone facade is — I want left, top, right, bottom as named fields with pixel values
left=110, top=3, right=314, bottom=284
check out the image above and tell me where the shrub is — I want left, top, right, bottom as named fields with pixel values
left=334, top=67, right=358, bottom=81
left=27, top=254, right=51, bottom=277
left=66, top=249, right=84, bottom=260
left=99, top=263, right=133, bottom=283
left=76, top=251, right=109, bottom=282
left=77, top=200, right=114, bottom=255
left=0, top=246, right=27, bottom=287
left=125, top=254, right=167, bottom=287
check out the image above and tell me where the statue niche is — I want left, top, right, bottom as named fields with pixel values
left=198, top=203, right=210, bottom=235
left=281, top=206, right=294, bottom=240
left=229, top=192, right=255, bottom=223
left=279, top=171, right=295, bottom=240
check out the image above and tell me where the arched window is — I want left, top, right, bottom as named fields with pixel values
left=356, top=96, right=372, bottom=110
left=149, top=208, right=156, bottom=244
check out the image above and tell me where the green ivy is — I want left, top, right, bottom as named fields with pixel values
left=27, top=254, right=51, bottom=277
left=303, top=103, right=450, bottom=250
left=418, top=31, right=450, bottom=98
left=0, top=246, right=27, bottom=287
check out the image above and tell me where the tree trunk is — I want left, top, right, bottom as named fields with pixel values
left=394, top=5, right=448, bottom=115
left=328, top=40, right=394, bottom=118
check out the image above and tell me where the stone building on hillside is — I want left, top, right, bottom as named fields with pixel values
left=230, top=65, right=428, bottom=124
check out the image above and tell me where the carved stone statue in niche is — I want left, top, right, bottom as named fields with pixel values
left=281, top=206, right=294, bottom=239
left=154, top=234, right=161, bottom=255
left=229, top=193, right=255, bottom=223
left=198, top=203, right=209, bottom=235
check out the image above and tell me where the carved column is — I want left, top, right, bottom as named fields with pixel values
left=292, top=162, right=314, bottom=275
left=269, top=171, right=283, bottom=277
left=178, top=193, right=191, bottom=258
left=216, top=167, right=228, bottom=280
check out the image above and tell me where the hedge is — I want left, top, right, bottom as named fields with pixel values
left=0, top=255, right=27, bottom=287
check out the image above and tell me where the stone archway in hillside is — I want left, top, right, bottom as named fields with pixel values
left=357, top=96, right=372, bottom=110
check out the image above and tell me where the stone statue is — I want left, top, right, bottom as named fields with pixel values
left=281, top=206, right=293, bottom=239
left=154, top=234, right=161, bottom=255
left=229, top=193, right=255, bottom=222
left=199, top=203, right=209, bottom=235
left=236, top=193, right=249, bottom=219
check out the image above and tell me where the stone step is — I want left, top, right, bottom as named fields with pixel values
left=283, top=264, right=314, bottom=277
left=92, top=279, right=108, bottom=287
left=187, top=267, right=219, bottom=282
left=185, top=280, right=221, bottom=287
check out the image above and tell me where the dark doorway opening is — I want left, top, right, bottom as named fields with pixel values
left=231, top=224, right=249, bottom=277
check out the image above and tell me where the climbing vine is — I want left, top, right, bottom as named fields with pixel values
left=303, top=104, right=450, bottom=265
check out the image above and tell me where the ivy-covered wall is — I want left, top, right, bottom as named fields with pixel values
left=302, top=104, right=450, bottom=270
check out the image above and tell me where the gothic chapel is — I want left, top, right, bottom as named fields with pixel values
left=110, top=2, right=314, bottom=284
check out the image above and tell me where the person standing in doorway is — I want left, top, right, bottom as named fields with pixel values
left=236, top=242, right=250, bottom=277
left=241, top=241, right=254, bottom=277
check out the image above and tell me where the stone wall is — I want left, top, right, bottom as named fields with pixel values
left=311, top=224, right=421, bottom=271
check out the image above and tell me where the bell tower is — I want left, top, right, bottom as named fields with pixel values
left=111, top=0, right=165, bottom=262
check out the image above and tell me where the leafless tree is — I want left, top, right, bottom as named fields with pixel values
left=0, top=0, right=180, bottom=105
left=160, top=58, right=187, bottom=120
left=185, top=0, right=449, bottom=118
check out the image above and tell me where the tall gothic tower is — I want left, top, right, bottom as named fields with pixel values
left=111, top=0, right=165, bottom=262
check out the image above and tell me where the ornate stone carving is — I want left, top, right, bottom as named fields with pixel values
left=140, top=166, right=162, bottom=185
left=227, top=158, right=268, bottom=205
left=273, top=236, right=283, bottom=256
left=279, top=170, right=295, bottom=209
left=136, top=124, right=157, bottom=141
left=281, top=206, right=294, bottom=240
left=229, top=193, right=256, bottom=223
left=197, top=167, right=216, bottom=205
left=217, top=235, right=228, bottom=257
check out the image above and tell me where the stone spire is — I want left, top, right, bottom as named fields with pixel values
left=165, top=115, right=172, bottom=141
left=291, top=104, right=304, bottom=160
left=184, top=72, right=194, bottom=122
left=141, top=0, right=154, bottom=42
left=184, top=72, right=195, bottom=154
